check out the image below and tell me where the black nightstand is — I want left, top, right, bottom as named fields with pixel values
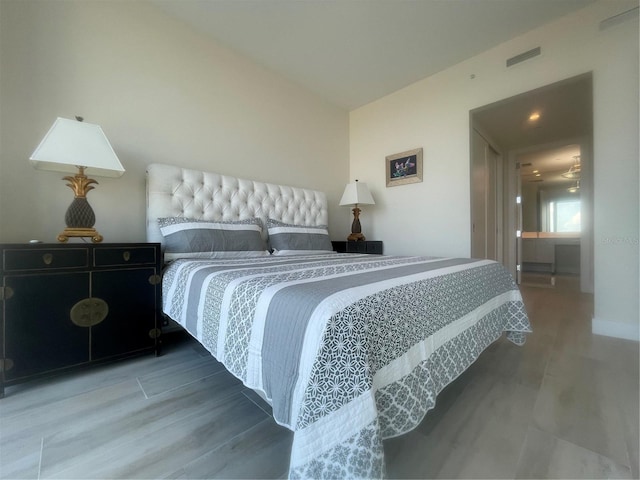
left=332, top=241, right=383, bottom=255
left=0, top=243, right=162, bottom=397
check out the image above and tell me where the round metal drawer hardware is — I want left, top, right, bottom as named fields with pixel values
left=123, top=251, right=131, bottom=262
left=148, top=328, right=162, bottom=339
left=1, top=286, right=14, bottom=300
left=42, top=253, right=53, bottom=265
left=70, top=297, right=109, bottom=327
left=148, top=274, right=161, bottom=285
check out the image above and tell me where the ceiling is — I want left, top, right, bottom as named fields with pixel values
left=149, top=0, right=596, bottom=110
left=149, top=0, right=598, bottom=186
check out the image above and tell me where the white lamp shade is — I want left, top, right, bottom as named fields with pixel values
left=339, top=180, right=375, bottom=206
left=30, top=117, right=125, bottom=177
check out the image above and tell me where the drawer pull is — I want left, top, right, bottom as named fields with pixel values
left=148, top=328, right=162, bottom=339
left=70, top=298, right=109, bottom=327
left=42, top=253, right=53, bottom=265
left=0, top=286, right=14, bottom=300
left=123, top=251, right=131, bottom=262
left=148, top=274, right=161, bottom=285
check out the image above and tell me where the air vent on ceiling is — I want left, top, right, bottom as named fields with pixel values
left=599, top=7, right=639, bottom=31
left=521, top=162, right=533, bottom=167
left=506, top=47, right=541, bottom=67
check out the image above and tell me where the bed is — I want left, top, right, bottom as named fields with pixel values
left=146, top=163, right=531, bottom=479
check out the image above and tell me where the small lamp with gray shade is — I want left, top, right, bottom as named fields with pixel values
left=29, top=117, right=125, bottom=243
left=339, top=179, right=375, bottom=241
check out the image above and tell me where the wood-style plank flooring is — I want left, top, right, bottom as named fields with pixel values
left=1, top=274, right=638, bottom=479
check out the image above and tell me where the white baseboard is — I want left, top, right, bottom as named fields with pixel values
left=592, top=317, right=640, bottom=341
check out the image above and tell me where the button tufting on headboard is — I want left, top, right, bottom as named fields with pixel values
left=146, top=163, right=329, bottom=246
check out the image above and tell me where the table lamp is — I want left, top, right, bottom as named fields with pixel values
left=29, top=117, right=125, bottom=243
left=339, top=179, right=375, bottom=241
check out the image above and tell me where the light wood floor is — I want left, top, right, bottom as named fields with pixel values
left=1, top=275, right=638, bottom=479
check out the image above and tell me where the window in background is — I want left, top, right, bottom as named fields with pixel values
left=550, top=199, right=581, bottom=232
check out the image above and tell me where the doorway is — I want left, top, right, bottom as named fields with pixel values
left=469, top=73, right=593, bottom=293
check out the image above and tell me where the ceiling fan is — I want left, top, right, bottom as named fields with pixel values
left=561, top=155, right=581, bottom=179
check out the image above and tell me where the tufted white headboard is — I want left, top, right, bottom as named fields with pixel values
left=146, top=163, right=329, bottom=245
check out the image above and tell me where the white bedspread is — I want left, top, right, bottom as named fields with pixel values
left=162, top=253, right=531, bottom=478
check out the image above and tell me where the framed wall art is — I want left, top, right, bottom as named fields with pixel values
left=385, top=148, right=423, bottom=187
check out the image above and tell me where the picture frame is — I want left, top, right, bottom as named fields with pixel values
left=385, top=148, right=423, bottom=187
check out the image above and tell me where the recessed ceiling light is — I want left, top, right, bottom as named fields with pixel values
left=529, top=112, right=541, bottom=121
left=533, top=169, right=539, bottom=173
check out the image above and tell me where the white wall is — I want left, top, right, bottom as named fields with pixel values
left=0, top=0, right=349, bottom=243
left=350, top=1, right=639, bottom=339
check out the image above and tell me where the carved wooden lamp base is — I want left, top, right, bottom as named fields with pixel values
left=57, top=168, right=103, bottom=243
left=347, top=206, right=366, bottom=242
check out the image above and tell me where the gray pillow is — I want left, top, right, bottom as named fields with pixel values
left=267, top=218, right=333, bottom=255
left=158, top=217, right=269, bottom=261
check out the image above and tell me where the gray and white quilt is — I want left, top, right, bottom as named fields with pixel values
left=162, top=253, right=531, bottom=479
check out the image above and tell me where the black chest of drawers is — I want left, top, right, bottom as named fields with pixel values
left=0, top=243, right=162, bottom=397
